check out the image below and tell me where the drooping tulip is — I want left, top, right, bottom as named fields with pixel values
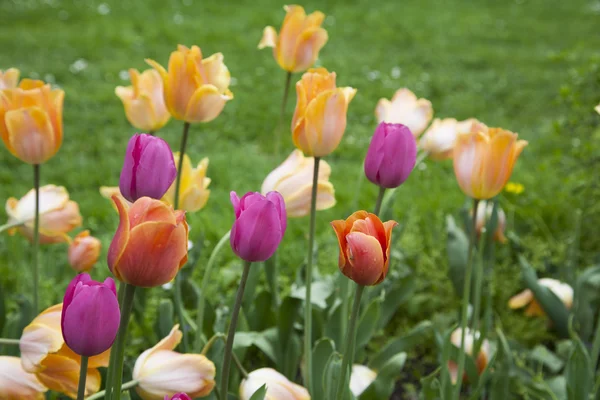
left=375, top=88, right=433, bottom=137
left=230, top=191, right=287, bottom=262
left=68, top=230, right=102, bottom=272
left=258, top=5, right=328, bottom=73
left=0, top=79, right=64, bottom=164
left=420, top=118, right=487, bottom=160
left=133, top=325, right=215, bottom=400
left=349, top=365, right=377, bottom=397
left=508, top=278, right=573, bottom=317
left=364, top=122, right=417, bottom=189
left=291, top=68, right=356, bottom=157
left=448, top=328, right=490, bottom=383
left=0, top=356, right=47, bottom=400
left=472, top=201, right=507, bottom=243
left=165, top=394, right=192, bottom=400
left=453, top=127, right=528, bottom=200
left=115, top=68, right=171, bottom=131
left=146, top=45, right=233, bottom=123
left=239, top=368, right=310, bottom=400
left=0, top=68, right=20, bottom=89
left=119, top=133, right=177, bottom=203
left=331, top=211, right=398, bottom=286
left=261, top=149, right=335, bottom=217
left=163, top=152, right=211, bottom=212
left=5, top=185, right=82, bottom=244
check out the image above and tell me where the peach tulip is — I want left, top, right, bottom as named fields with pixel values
left=115, top=68, right=170, bottom=131
left=133, top=325, right=215, bottom=400
left=375, top=88, right=433, bottom=137
left=448, top=328, right=490, bottom=383
left=0, top=68, right=20, bottom=89
left=5, top=185, right=82, bottom=244
left=509, top=278, right=573, bottom=317
left=292, top=68, right=356, bottom=157
left=146, top=45, right=233, bottom=123
left=239, top=368, right=309, bottom=400
left=349, top=365, right=377, bottom=397
left=261, top=149, right=335, bottom=217
left=19, top=304, right=110, bottom=398
left=420, top=118, right=487, bottom=160
left=68, top=230, right=101, bottom=272
left=258, top=5, right=328, bottom=73
left=163, top=153, right=211, bottom=212
left=0, top=356, right=46, bottom=400
left=0, top=79, right=64, bottom=164
left=473, top=201, right=507, bottom=243
left=453, top=127, right=528, bottom=200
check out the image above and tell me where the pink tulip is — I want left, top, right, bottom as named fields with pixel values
left=165, top=394, right=192, bottom=400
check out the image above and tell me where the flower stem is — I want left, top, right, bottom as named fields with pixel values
left=373, top=186, right=386, bottom=216
left=590, top=308, right=600, bottom=371
left=0, top=221, right=24, bottom=234
left=275, top=71, right=293, bottom=155
left=104, top=283, right=126, bottom=400
left=86, top=380, right=138, bottom=400
left=111, top=284, right=136, bottom=400
left=32, top=164, right=40, bottom=312
left=76, top=355, right=88, bottom=400
left=0, top=338, right=20, bottom=345
left=202, top=333, right=249, bottom=379
left=220, top=260, right=252, bottom=397
left=471, top=225, right=487, bottom=334
left=304, top=156, right=320, bottom=394
left=335, top=283, right=365, bottom=400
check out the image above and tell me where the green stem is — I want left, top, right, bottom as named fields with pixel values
left=335, top=283, right=365, bottom=400
left=111, top=284, right=136, bottom=400
left=373, top=186, right=386, bottom=216
left=453, top=198, right=480, bottom=399
left=86, top=380, right=138, bottom=400
left=304, top=156, right=320, bottom=394
left=147, top=130, right=155, bottom=136
left=105, top=283, right=126, bottom=400
left=378, top=151, right=428, bottom=217
left=275, top=71, right=293, bottom=155
left=590, top=309, right=600, bottom=371
left=201, top=333, right=249, bottom=379
left=32, top=164, right=40, bottom=312
left=0, top=338, right=20, bottom=345
left=220, top=260, right=252, bottom=397
left=76, top=356, right=88, bottom=400
left=471, top=224, right=487, bottom=334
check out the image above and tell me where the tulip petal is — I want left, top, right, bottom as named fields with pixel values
left=345, top=232, right=385, bottom=286
left=5, top=107, right=56, bottom=164
left=201, top=53, right=231, bottom=93
left=292, top=27, right=328, bottom=72
left=277, top=5, right=307, bottom=70
left=37, top=353, right=100, bottom=398
left=0, top=68, right=20, bottom=89
left=508, top=289, right=533, bottom=309
left=231, top=200, right=282, bottom=262
left=20, top=304, right=64, bottom=373
left=0, top=356, right=46, bottom=400
left=258, top=26, right=278, bottom=49
left=107, top=194, right=131, bottom=278
left=265, top=191, right=287, bottom=234
left=184, top=84, right=229, bottom=123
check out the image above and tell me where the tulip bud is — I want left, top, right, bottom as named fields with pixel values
left=165, top=394, right=191, bottom=400
left=0, top=68, right=20, bottom=89
left=349, top=365, right=377, bottom=397
left=239, top=368, right=309, bottom=400
left=68, top=230, right=102, bottom=272
left=473, top=201, right=507, bottom=243
left=375, top=88, right=433, bottom=137
left=448, top=328, right=490, bottom=383
left=230, top=191, right=287, bottom=262
left=509, top=278, right=573, bottom=317
left=0, top=356, right=47, bottom=399
left=364, top=122, right=417, bottom=189
left=163, top=153, right=211, bottom=212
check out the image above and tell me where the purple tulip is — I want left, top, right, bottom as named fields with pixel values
left=230, top=191, right=287, bottom=262
left=364, top=122, right=417, bottom=188
left=119, top=133, right=177, bottom=202
left=164, top=394, right=192, bottom=400
left=61, top=273, right=120, bottom=357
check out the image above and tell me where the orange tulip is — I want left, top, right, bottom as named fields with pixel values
left=146, top=45, right=233, bottom=123
left=331, top=211, right=397, bottom=286
left=508, top=278, right=573, bottom=317
left=115, top=68, right=171, bottom=131
left=258, top=5, right=328, bottom=73
left=473, top=201, right=507, bottom=243
left=0, top=79, right=64, bottom=164
left=0, top=356, right=46, bottom=400
left=448, top=328, right=490, bottom=383
left=0, top=68, right=20, bottom=89
left=292, top=68, right=356, bottom=157
left=453, top=127, right=527, bottom=200
left=68, top=230, right=101, bottom=272
left=107, top=195, right=189, bottom=287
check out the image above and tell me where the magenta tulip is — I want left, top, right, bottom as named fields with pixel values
left=119, top=133, right=177, bottom=202
left=61, top=273, right=120, bottom=357
left=364, top=122, right=417, bottom=188
left=230, top=191, right=287, bottom=262
left=165, top=394, right=192, bottom=400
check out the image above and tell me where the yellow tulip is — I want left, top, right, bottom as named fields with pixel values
left=291, top=68, right=356, bottom=157
left=0, top=79, right=64, bottom=164
left=0, top=356, right=46, bottom=400
left=375, top=88, right=433, bottom=137
left=146, top=45, right=233, bottom=123
left=420, top=118, right=487, bottom=160
left=258, top=5, right=328, bottom=73
left=0, top=68, right=20, bottom=89
left=509, top=278, right=573, bottom=317
left=453, top=127, right=527, bottom=200
left=163, top=152, right=211, bottom=212
left=115, top=68, right=171, bottom=131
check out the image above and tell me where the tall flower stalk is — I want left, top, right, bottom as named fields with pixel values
left=110, top=284, right=136, bottom=400
left=76, top=356, right=88, bottom=400
left=32, top=164, right=40, bottom=312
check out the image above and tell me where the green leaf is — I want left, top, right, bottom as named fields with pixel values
left=490, top=327, right=514, bottom=400
left=247, top=290, right=276, bottom=332
left=154, top=298, right=174, bottom=340
left=361, top=353, right=407, bottom=399
left=527, top=345, right=564, bottom=374
left=249, top=384, right=267, bottom=400
left=565, top=334, right=592, bottom=400
left=355, top=296, right=382, bottom=353
left=420, top=368, right=442, bottom=400
left=312, top=338, right=336, bottom=400
left=377, top=275, right=416, bottom=329
left=277, top=296, right=301, bottom=356
left=291, top=280, right=334, bottom=309
left=242, top=262, right=262, bottom=312
left=446, top=215, right=470, bottom=298
left=369, top=320, right=432, bottom=370
left=323, top=352, right=350, bottom=400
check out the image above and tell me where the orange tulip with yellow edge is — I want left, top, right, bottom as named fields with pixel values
left=68, top=230, right=102, bottom=272
left=163, top=152, right=211, bottom=212
left=258, top=5, right=328, bottom=73
left=146, top=45, right=233, bottom=123
left=0, top=68, right=20, bottom=89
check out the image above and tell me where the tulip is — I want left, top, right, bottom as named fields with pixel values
left=19, top=304, right=111, bottom=398
left=108, top=195, right=189, bottom=287
left=349, top=365, right=377, bottom=397
left=258, top=5, right=328, bottom=73
left=364, top=122, right=417, bottom=189
left=448, top=328, right=490, bottom=383
left=472, top=201, right=507, bottom=243
left=0, top=78, right=64, bottom=164
left=133, top=325, right=215, bottom=400
left=5, top=185, right=82, bottom=244
left=163, top=152, right=211, bottom=212
left=146, top=45, right=233, bottom=123
left=68, top=230, right=101, bottom=272
left=230, top=191, right=287, bottom=262
left=595, top=103, right=600, bottom=114
left=0, top=356, right=47, bottom=400
left=453, top=127, right=528, bottom=200
left=291, top=68, right=356, bottom=157
left=0, top=68, right=20, bottom=89
left=331, top=211, right=398, bottom=286
left=509, top=278, right=573, bottom=317
left=375, top=88, right=433, bottom=137
left=261, top=149, right=335, bottom=217
left=420, top=118, right=487, bottom=160
left=119, top=133, right=177, bottom=202
left=239, top=368, right=309, bottom=400
left=115, top=68, right=171, bottom=131
left=165, top=394, right=192, bottom=400
left=61, top=274, right=120, bottom=357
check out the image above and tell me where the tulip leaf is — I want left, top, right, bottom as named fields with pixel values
left=312, top=338, right=336, bottom=400
left=154, top=298, right=174, bottom=340
left=565, top=334, right=592, bottom=400
left=248, top=384, right=267, bottom=400
left=277, top=296, right=301, bottom=374
left=378, top=275, right=416, bottom=330
left=369, top=320, right=432, bottom=370
left=420, top=368, right=442, bottom=400
left=490, top=328, right=514, bottom=400
left=573, top=264, right=600, bottom=341
left=290, top=280, right=334, bottom=309
left=355, top=295, right=382, bottom=353
left=324, top=300, right=344, bottom=350
left=247, top=290, right=276, bottom=332
left=527, top=345, right=564, bottom=374
left=242, top=262, right=261, bottom=313
left=446, top=215, right=470, bottom=299
left=361, top=352, right=407, bottom=400
left=323, top=351, right=351, bottom=400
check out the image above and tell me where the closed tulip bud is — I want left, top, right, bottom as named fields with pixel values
left=364, top=122, right=417, bottom=189
left=420, top=118, right=487, bottom=160
left=115, top=69, right=171, bottom=131
left=349, top=365, right=377, bottom=397
left=472, top=201, right=507, bottom=243
left=239, top=368, right=309, bottom=400
left=448, top=328, right=490, bottom=383
left=133, top=326, right=216, bottom=400
left=261, top=149, right=335, bottom=217
left=331, top=211, right=397, bottom=286
left=453, top=127, right=528, bottom=200
left=165, top=394, right=191, bottom=400
left=0, top=68, right=20, bottom=89
left=258, top=5, right=328, bottom=73
left=146, top=45, right=233, bottom=123
left=0, top=79, right=64, bottom=164
left=230, top=191, right=287, bottom=262
left=375, top=88, right=433, bottom=137
left=163, top=152, right=211, bottom=212
left=292, top=68, right=356, bottom=157
left=5, top=185, right=82, bottom=244
left=68, top=230, right=102, bottom=272
left=0, top=356, right=47, bottom=400
left=509, top=278, right=573, bottom=317
left=119, top=133, right=177, bottom=202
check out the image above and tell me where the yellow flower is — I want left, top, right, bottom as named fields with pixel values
left=420, top=118, right=487, bottom=160
left=0, top=68, right=20, bottom=89
left=0, top=356, right=46, bottom=400
left=508, top=278, right=573, bottom=317
left=258, top=5, right=328, bottom=73
left=115, top=68, right=170, bottom=131
left=504, top=182, right=525, bottom=195
left=146, top=45, right=233, bottom=123
left=163, top=152, right=211, bottom=212
left=375, top=88, right=433, bottom=137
